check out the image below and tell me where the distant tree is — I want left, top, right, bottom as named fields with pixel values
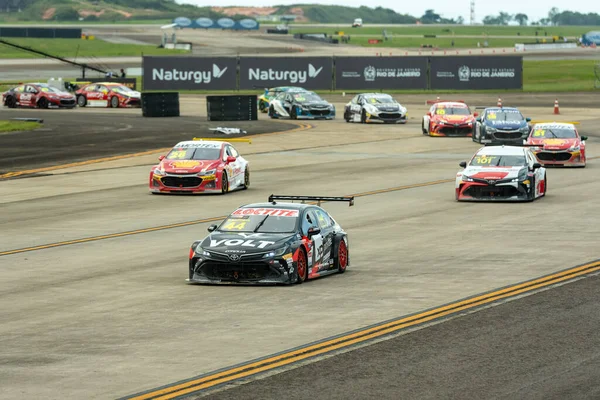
left=456, top=16, right=465, bottom=24
left=514, top=13, right=528, bottom=26
left=421, top=9, right=441, bottom=24
left=482, top=12, right=512, bottom=25
left=548, top=7, right=560, bottom=25
left=53, top=6, right=80, bottom=21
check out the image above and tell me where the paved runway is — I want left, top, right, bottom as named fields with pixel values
left=0, top=96, right=598, bottom=399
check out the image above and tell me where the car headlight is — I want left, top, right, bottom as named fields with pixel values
left=568, top=145, right=580, bottom=152
left=462, top=175, right=474, bottom=182
left=513, top=168, right=528, bottom=182
left=198, top=169, right=216, bottom=176
left=486, top=127, right=497, bottom=133
left=439, top=119, right=448, bottom=125
left=520, top=126, right=530, bottom=133
left=262, top=246, right=288, bottom=259
left=153, top=168, right=166, bottom=176
left=195, top=246, right=211, bottom=257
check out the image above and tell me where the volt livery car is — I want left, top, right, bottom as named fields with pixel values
left=422, top=101, right=477, bottom=136
left=343, top=93, right=407, bottom=124
left=188, top=195, right=352, bottom=284
left=258, top=86, right=306, bottom=113
left=75, top=82, right=141, bottom=108
left=2, top=83, right=76, bottom=109
left=473, top=107, right=531, bottom=145
left=149, top=139, right=249, bottom=194
left=268, top=91, right=335, bottom=120
left=525, top=123, right=587, bottom=167
left=456, top=145, right=547, bottom=202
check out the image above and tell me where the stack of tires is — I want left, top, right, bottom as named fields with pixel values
left=206, top=95, right=257, bottom=121
left=141, top=92, right=180, bottom=117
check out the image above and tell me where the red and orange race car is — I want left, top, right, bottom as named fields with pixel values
left=422, top=100, right=478, bottom=137
left=149, top=139, right=250, bottom=194
left=75, top=82, right=141, bottom=108
left=2, top=83, right=76, bottom=109
left=525, top=122, right=587, bottom=167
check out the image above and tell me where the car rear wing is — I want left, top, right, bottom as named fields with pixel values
left=193, top=137, right=252, bottom=144
left=473, top=105, right=517, bottom=110
left=425, top=99, right=465, bottom=105
left=483, top=143, right=545, bottom=149
left=268, top=195, right=354, bottom=207
left=529, top=120, right=580, bottom=125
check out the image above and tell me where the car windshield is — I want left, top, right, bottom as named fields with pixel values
left=110, top=85, right=135, bottom=93
left=485, top=110, right=524, bottom=121
left=166, top=146, right=221, bottom=160
left=531, top=127, right=577, bottom=139
left=364, top=95, right=394, bottom=104
left=219, top=208, right=299, bottom=233
left=471, top=154, right=527, bottom=167
left=293, top=92, right=321, bottom=102
left=436, top=107, right=470, bottom=115
left=37, top=85, right=63, bottom=93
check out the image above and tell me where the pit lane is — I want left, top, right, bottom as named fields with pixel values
left=0, top=95, right=599, bottom=399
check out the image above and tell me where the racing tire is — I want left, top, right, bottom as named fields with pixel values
left=258, top=101, right=267, bottom=112
left=295, top=248, right=308, bottom=284
left=541, top=173, right=547, bottom=197
left=5, top=96, right=17, bottom=109
left=110, top=96, right=119, bottom=108
left=335, top=239, right=348, bottom=274
left=290, top=106, right=298, bottom=120
left=37, top=97, right=49, bottom=109
left=76, top=95, right=87, bottom=107
left=242, top=168, right=250, bottom=190
left=422, top=120, right=428, bottom=135
left=269, top=105, right=278, bottom=119
left=344, top=111, right=351, bottom=123
left=361, top=110, right=367, bottom=124
left=221, top=171, right=229, bottom=194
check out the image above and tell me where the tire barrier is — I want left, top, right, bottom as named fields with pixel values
left=141, top=92, right=180, bottom=118
left=206, top=95, right=257, bottom=121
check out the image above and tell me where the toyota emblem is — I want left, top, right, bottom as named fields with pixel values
left=488, top=180, right=497, bottom=185
left=228, top=254, right=240, bottom=261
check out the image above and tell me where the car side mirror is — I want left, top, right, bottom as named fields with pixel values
left=307, top=227, right=321, bottom=237
left=532, top=162, right=542, bottom=169
left=475, top=117, right=481, bottom=122
left=158, top=155, right=165, bottom=161
left=459, top=161, right=467, bottom=168
left=581, top=136, right=588, bottom=141
left=226, top=156, right=236, bottom=163
left=526, top=117, right=531, bottom=122
left=207, top=224, right=218, bottom=232
left=473, top=112, right=479, bottom=117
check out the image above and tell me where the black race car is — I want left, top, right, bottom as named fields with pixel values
left=268, top=91, right=335, bottom=120
left=188, top=195, right=353, bottom=284
left=473, top=106, right=532, bottom=145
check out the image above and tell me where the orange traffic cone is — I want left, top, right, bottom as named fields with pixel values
left=553, top=99, right=560, bottom=114
left=497, top=97, right=502, bottom=107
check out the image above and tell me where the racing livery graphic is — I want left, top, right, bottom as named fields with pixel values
left=456, top=145, right=547, bottom=202
left=188, top=195, right=353, bottom=284
left=473, top=107, right=531, bottom=144
left=2, top=83, right=76, bottom=109
left=268, top=90, right=335, bottom=120
left=525, top=122, right=587, bottom=167
left=422, top=101, right=477, bottom=136
left=258, top=86, right=306, bottom=113
left=343, top=93, right=408, bottom=124
left=75, top=82, right=141, bottom=108
left=149, top=139, right=249, bottom=194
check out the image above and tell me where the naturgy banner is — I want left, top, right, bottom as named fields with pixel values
left=142, top=56, right=237, bottom=90
left=238, top=57, right=333, bottom=90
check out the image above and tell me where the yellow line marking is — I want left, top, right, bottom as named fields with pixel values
left=0, top=179, right=450, bottom=257
left=126, top=260, right=600, bottom=399
left=0, top=121, right=311, bottom=179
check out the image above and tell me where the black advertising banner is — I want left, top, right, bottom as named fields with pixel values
left=142, top=56, right=237, bottom=90
left=430, top=56, right=523, bottom=90
left=239, top=57, right=333, bottom=90
left=335, top=57, right=428, bottom=90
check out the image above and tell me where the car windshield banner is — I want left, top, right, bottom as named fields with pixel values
left=335, top=57, right=428, bottom=90
left=430, top=56, right=523, bottom=90
left=142, top=56, right=237, bottom=90
left=239, top=57, right=333, bottom=90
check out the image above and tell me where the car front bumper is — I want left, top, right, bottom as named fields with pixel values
left=149, top=173, right=222, bottom=194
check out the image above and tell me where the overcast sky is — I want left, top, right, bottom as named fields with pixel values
left=177, top=0, right=593, bottom=22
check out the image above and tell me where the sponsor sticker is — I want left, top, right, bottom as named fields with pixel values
left=231, top=208, right=299, bottom=217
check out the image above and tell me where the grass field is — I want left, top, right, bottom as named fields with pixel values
left=0, top=120, right=41, bottom=132
left=0, top=38, right=186, bottom=59
left=0, top=60, right=597, bottom=93
left=347, top=36, right=524, bottom=49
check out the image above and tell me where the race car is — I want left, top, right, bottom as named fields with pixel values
left=268, top=90, right=335, bottom=120
left=75, top=82, right=141, bottom=108
left=187, top=195, right=353, bottom=284
left=525, top=122, right=587, bottom=167
left=2, top=83, right=76, bottom=109
left=473, top=107, right=531, bottom=144
left=149, top=139, right=249, bottom=194
left=422, top=101, right=477, bottom=136
left=456, top=145, right=547, bottom=202
left=343, top=93, right=407, bottom=124
left=258, top=86, right=307, bottom=113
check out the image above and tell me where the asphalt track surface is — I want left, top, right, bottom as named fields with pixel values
left=0, top=108, right=293, bottom=175
left=203, top=271, right=600, bottom=400
left=1, top=96, right=599, bottom=399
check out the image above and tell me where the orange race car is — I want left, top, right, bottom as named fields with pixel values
left=422, top=100, right=478, bottom=137
left=75, top=82, right=141, bottom=108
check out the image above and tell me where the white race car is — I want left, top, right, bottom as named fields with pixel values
left=456, top=145, right=547, bottom=202
left=343, top=93, right=407, bottom=124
